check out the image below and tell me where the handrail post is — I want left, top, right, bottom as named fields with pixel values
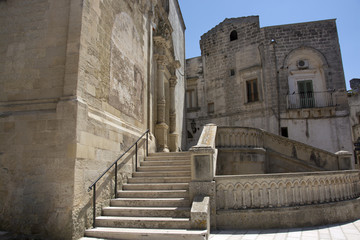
left=146, top=131, right=148, bottom=156
left=115, top=162, right=118, bottom=197
left=135, top=142, right=138, bottom=172
left=93, top=184, right=96, bottom=228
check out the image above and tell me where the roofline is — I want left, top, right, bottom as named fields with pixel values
left=262, top=18, right=337, bottom=29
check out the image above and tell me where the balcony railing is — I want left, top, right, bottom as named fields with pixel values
left=286, top=91, right=335, bottom=109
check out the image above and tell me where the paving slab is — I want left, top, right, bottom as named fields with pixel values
left=210, top=219, right=360, bottom=240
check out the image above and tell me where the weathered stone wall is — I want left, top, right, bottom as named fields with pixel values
left=0, top=0, right=185, bottom=239
left=72, top=1, right=153, bottom=238
left=0, top=0, right=81, bottom=239
left=0, top=0, right=70, bottom=101
left=185, top=16, right=353, bottom=156
left=168, top=0, right=186, bottom=149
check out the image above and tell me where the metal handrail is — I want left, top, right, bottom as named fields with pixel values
left=87, top=129, right=149, bottom=228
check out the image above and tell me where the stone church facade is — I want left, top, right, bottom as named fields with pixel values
left=186, top=16, right=353, bottom=161
left=0, top=0, right=185, bottom=239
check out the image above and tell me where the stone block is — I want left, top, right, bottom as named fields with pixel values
left=191, top=195, right=210, bottom=232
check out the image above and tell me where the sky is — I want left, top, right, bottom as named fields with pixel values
left=178, top=0, right=360, bottom=90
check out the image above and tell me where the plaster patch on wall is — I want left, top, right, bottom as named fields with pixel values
left=109, top=12, right=144, bottom=122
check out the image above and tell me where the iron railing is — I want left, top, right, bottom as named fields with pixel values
left=87, top=129, right=149, bottom=228
left=286, top=91, right=335, bottom=109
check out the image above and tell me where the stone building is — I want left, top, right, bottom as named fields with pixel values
left=348, top=78, right=360, bottom=164
left=185, top=16, right=353, bottom=161
left=0, top=0, right=185, bottom=239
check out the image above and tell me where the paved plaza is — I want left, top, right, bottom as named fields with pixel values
left=210, top=219, right=360, bottom=240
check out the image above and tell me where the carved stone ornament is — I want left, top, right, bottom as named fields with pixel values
left=169, top=76, right=177, bottom=88
left=155, top=19, right=173, bottom=40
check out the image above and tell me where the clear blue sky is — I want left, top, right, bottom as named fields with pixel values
left=178, top=0, right=360, bottom=89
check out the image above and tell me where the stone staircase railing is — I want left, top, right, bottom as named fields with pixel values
left=215, top=170, right=360, bottom=210
left=216, top=127, right=351, bottom=171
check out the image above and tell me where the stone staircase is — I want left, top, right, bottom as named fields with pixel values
left=83, top=152, right=207, bottom=240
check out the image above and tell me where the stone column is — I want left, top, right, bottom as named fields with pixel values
left=169, top=75, right=178, bottom=152
left=155, top=56, right=169, bottom=152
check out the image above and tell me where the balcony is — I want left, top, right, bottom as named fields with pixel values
left=286, top=91, right=335, bottom=109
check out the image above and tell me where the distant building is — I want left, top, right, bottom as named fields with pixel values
left=185, top=16, right=353, bottom=161
left=348, top=78, right=360, bottom=164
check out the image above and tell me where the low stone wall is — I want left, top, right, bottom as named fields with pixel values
left=215, top=170, right=360, bottom=229
left=216, top=198, right=360, bottom=230
left=216, top=171, right=360, bottom=209
left=215, top=127, right=351, bottom=173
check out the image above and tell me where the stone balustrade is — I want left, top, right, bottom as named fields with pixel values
left=216, top=127, right=344, bottom=171
left=215, top=170, right=360, bottom=210
left=216, top=127, right=264, bottom=148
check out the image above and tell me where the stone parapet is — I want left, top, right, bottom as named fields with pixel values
left=215, top=170, right=360, bottom=210
left=216, top=126, right=347, bottom=172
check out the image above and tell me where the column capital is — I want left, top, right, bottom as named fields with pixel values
left=156, top=55, right=168, bottom=69
left=169, top=76, right=178, bottom=88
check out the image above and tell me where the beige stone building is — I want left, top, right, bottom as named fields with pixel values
left=1, top=2, right=360, bottom=239
left=185, top=16, right=353, bottom=163
left=348, top=78, right=360, bottom=164
left=0, top=0, right=185, bottom=239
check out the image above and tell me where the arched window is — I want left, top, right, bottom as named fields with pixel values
left=230, top=30, right=238, bottom=41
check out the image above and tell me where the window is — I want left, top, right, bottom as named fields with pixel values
left=230, top=69, right=235, bottom=76
left=297, top=80, right=314, bottom=108
left=208, top=102, right=214, bottom=114
left=186, top=89, right=197, bottom=109
left=246, top=79, right=259, bottom=102
left=230, top=30, right=238, bottom=41
left=281, top=127, right=288, bottom=138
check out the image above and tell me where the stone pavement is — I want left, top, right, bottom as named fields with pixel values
left=1, top=219, right=360, bottom=239
left=210, top=219, right=360, bottom=240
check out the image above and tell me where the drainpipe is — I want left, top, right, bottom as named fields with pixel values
left=271, top=39, right=281, bottom=135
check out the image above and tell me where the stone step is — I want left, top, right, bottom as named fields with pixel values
left=137, top=165, right=190, bottom=172
left=148, top=152, right=190, bottom=157
left=145, top=157, right=191, bottom=161
left=132, top=171, right=190, bottom=177
left=123, top=183, right=189, bottom=191
left=95, top=216, right=190, bottom=229
left=102, top=206, right=190, bottom=218
left=127, top=176, right=191, bottom=184
left=110, top=198, right=190, bottom=207
left=84, top=227, right=207, bottom=240
left=141, top=160, right=190, bottom=166
left=117, top=190, right=188, bottom=198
